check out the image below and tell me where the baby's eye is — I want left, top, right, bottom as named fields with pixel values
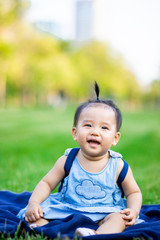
left=84, top=124, right=92, bottom=127
left=102, top=126, right=108, bottom=130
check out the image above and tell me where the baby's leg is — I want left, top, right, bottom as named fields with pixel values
left=29, top=218, right=49, bottom=227
left=75, top=212, right=127, bottom=236
left=96, top=212, right=126, bottom=234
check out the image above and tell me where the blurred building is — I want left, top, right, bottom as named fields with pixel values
left=75, top=0, right=94, bottom=42
left=33, top=21, right=61, bottom=37
left=28, top=0, right=95, bottom=42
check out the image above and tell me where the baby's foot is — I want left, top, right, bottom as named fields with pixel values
left=75, top=227, right=96, bottom=236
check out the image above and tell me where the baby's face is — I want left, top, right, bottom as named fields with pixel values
left=72, top=104, right=120, bottom=158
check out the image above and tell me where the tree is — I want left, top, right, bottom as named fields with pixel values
left=0, top=0, right=142, bottom=106
left=0, top=0, right=29, bottom=105
left=149, top=79, right=160, bottom=107
left=70, top=41, right=140, bottom=101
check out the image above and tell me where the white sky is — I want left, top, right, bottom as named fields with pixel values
left=26, top=0, right=160, bottom=85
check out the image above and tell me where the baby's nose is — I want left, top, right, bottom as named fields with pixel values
left=90, top=128, right=100, bottom=136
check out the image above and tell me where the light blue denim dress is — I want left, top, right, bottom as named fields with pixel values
left=17, top=149, right=127, bottom=222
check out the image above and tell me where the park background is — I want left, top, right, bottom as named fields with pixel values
left=0, top=0, right=160, bottom=206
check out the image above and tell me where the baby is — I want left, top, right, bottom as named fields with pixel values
left=17, top=83, right=142, bottom=236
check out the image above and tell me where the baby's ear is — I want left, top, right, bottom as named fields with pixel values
left=72, top=127, right=77, bottom=141
left=112, top=132, right=121, bottom=146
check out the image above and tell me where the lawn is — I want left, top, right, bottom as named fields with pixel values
left=0, top=106, right=160, bottom=206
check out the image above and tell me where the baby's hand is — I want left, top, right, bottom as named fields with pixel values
left=25, top=202, right=43, bottom=223
left=120, top=208, right=137, bottom=226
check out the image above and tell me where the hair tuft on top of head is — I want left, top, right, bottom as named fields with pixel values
left=94, top=81, right=100, bottom=101
left=73, top=82, right=122, bottom=131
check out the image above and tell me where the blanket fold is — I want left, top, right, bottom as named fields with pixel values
left=0, top=191, right=160, bottom=239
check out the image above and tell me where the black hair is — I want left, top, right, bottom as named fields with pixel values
left=73, top=82, right=122, bottom=131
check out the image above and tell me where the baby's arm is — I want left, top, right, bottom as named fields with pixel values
left=25, top=155, right=67, bottom=223
left=117, top=160, right=142, bottom=226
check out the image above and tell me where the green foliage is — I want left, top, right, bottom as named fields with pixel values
left=0, top=0, right=159, bottom=109
left=0, top=0, right=29, bottom=26
left=0, top=0, right=142, bottom=107
left=148, top=80, right=160, bottom=106
left=70, top=41, right=140, bottom=100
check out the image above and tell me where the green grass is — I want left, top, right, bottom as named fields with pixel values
left=0, top=106, right=78, bottom=192
left=0, top=106, right=160, bottom=202
left=116, top=110, right=160, bottom=204
left=0, top=106, right=160, bottom=238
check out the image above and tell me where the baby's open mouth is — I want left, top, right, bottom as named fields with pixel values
left=87, top=139, right=100, bottom=145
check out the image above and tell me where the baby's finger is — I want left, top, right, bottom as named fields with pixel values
left=25, top=216, right=29, bottom=223
left=32, top=212, right=40, bottom=221
left=122, top=214, right=132, bottom=220
left=26, top=215, right=32, bottom=223
left=27, top=214, right=37, bottom=223
left=38, top=207, right=43, bottom=218
left=121, top=209, right=130, bottom=215
left=125, top=218, right=136, bottom=226
left=32, top=210, right=41, bottom=220
left=29, top=214, right=36, bottom=223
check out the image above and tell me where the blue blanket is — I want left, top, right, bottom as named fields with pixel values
left=0, top=191, right=160, bottom=239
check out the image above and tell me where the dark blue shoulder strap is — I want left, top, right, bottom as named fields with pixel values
left=117, top=159, right=129, bottom=197
left=58, top=148, right=80, bottom=192
left=117, top=159, right=129, bottom=185
left=64, top=148, right=80, bottom=175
